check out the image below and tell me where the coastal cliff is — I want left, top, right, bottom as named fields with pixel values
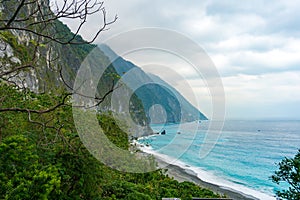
left=0, top=1, right=221, bottom=199
left=0, top=0, right=151, bottom=136
left=100, top=44, right=208, bottom=124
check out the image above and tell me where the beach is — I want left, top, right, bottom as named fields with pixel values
left=137, top=141, right=276, bottom=200
left=137, top=120, right=296, bottom=200
left=155, top=156, right=259, bottom=200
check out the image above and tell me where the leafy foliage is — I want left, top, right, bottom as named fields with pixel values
left=0, top=31, right=31, bottom=62
left=272, top=150, right=300, bottom=199
left=0, top=135, right=61, bottom=200
left=0, top=83, right=221, bottom=200
left=0, top=1, right=217, bottom=197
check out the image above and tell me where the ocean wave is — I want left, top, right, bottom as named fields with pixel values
left=139, top=145, right=276, bottom=200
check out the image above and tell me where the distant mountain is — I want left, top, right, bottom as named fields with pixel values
left=100, top=44, right=208, bottom=124
left=0, top=3, right=152, bottom=136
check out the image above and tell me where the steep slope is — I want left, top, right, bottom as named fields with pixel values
left=0, top=0, right=151, bottom=136
left=147, top=73, right=208, bottom=122
left=0, top=2, right=223, bottom=199
left=100, top=44, right=208, bottom=124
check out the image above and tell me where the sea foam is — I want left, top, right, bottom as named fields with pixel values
left=140, top=145, right=276, bottom=200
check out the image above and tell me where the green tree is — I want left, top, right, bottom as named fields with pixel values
left=272, top=150, right=300, bottom=200
left=0, top=83, right=221, bottom=199
left=0, top=135, right=61, bottom=200
left=0, top=1, right=223, bottom=199
left=0, top=0, right=117, bottom=119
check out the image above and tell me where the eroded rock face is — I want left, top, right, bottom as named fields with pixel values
left=0, top=36, right=39, bottom=92
left=0, top=0, right=154, bottom=137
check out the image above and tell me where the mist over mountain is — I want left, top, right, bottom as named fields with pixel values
left=100, top=44, right=208, bottom=124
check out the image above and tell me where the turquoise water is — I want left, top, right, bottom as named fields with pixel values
left=139, top=120, right=300, bottom=198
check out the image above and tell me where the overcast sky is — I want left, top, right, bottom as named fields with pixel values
left=61, top=0, right=300, bottom=120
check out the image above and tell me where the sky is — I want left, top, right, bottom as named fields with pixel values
left=59, top=0, right=300, bottom=120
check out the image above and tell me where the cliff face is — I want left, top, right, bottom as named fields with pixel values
left=1, top=0, right=207, bottom=138
left=100, top=44, right=208, bottom=124
left=0, top=0, right=152, bottom=136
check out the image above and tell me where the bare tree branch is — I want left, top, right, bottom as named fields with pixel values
left=4, top=0, right=26, bottom=28
left=0, top=63, right=33, bottom=77
left=0, top=0, right=118, bottom=131
left=0, top=92, right=72, bottom=114
left=0, top=0, right=118, bottom=44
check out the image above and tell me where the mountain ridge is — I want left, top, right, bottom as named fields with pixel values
left=99, top=44, right=208, bottom=124
left=0, top=0, right=152, bottom=136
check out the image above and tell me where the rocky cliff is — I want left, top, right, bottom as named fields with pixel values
left=100, top=44, right=208, bottom=124
left=0, top=0, right=152, bottom=136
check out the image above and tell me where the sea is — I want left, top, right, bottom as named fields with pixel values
left=138, top=120, right=300, bottom=200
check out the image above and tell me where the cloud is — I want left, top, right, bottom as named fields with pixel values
left=209, top=35, right=300, bottom=76
left=223, top=72, right=300, bottom=101
left=221, top=71, right=300, bottom=119
left=57, top=0, right=300, bottom=119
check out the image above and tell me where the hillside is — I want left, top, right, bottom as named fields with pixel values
left=0, top=0, right=151, bottom=136
left=0, top=84, right=221, bottom=199
left=100, top=44, right=208, bottom=124
left=0, top=0, right=220, bottom=199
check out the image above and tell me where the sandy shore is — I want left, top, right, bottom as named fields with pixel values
left=154, top=156, right=259, bottom=200
left=136, top=137, right=275, bottom=200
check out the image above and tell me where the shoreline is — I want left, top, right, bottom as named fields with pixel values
left=137, top=141, right=276, bottom=200
left=154, top=156, right=258, bottom=200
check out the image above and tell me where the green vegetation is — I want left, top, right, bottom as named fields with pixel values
left=0, top=31, right=31, bottom=62
left=0, top=83, right=221, bottom=200
left=272, top=150, right=300, bottom=200
left=0, top=1, right=220, bottom=198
